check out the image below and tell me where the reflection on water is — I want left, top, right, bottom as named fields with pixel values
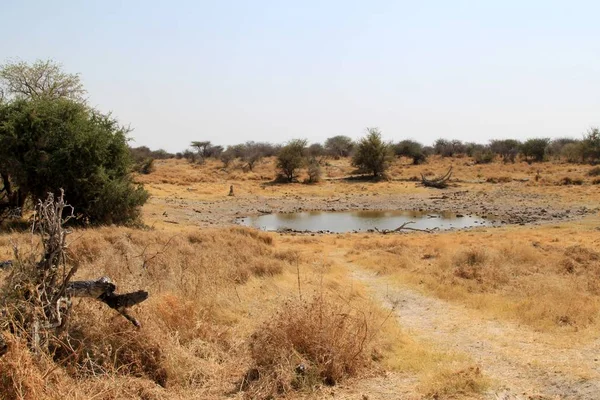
left=238, top=210, right=492, bottom=233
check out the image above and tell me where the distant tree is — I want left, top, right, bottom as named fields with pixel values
left=220, top=148, right=236, bottom=167
left=277, top=139, right=307, bottom=182
left=324, top=135, right=354, bottom=158
left=464, top=142, right=486, bottom=157
left=306, top=157, right=322, bottom=183
left=490, top=139, right=521, bottom=163
left=241, top=142, right=266, bottom=171
left=307, top=143, right=326, bottom=158
left=0, top=98, right=148, bottom=224
left=546, top=138, right=579, bottom=160
left=191, top=141, right=212, bottom=158
left=582, top=127, right=600, bottom=164
left=0, top=59, right=86, bottom=102
left=434, top=139, right=465, bottom=157
left=473, top=148, right=495, bottom=164
left=521, top=138, right=550, bottom=162
left=394, top=140, right=426, bottom=165
left=561, top=142, right=585, bottom=163
left=351, top=128, right=393, bottom=178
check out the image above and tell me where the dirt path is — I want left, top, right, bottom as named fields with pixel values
left=331, top=251, right=600, bottom=400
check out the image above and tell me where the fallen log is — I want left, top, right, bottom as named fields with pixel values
left=67, top=276, right=148, bottom=328
left=393, top=221, right=432, bottom=233
left=421, top=167, right=453, bottom=189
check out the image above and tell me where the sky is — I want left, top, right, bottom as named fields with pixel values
left=1, top=1, right=599, bottom=152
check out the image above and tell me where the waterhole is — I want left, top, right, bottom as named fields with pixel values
left=238, top=210, right=493, bottom=233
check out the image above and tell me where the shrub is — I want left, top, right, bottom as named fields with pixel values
left=394, top=140, right=426, bottom=164
left=521, top=138, right=550, bottom=162
left=0, top=98, right=148, bottom=225
left=473, top=150, right=495, bottom=164
left=581, top=127, right=600, bottom=164
left=305, top=157, right=322, bottom=183
left=277, top=139, right=307, bottom=182
left=546, top=138, right=579, bottom=160
left=561, top=142, right=585, bottom=163
left=560, top=177, right=584, bottom=185
left=351, top=128, right=393, bottom=178
left=587, top=166, right=600, bottom=176
left=135, top=158, right=155, bottom=174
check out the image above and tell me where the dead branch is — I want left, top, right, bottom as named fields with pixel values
left=393, top=221, right=432, bottom=233
left=421, top=167, right=453, bottom=189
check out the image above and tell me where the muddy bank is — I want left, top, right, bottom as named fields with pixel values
left=149, top=186, right=598, bottom=231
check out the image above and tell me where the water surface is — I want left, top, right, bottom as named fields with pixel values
left=239, top=210, right=491, bottom=233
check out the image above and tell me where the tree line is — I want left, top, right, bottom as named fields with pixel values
left=137, top=127, right=600, bottom=182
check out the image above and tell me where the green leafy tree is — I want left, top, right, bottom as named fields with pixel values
left=582, top=127, right=600, bottom=164
left=277, top=139, right=307, bottom=182
left=0, top=98, right=148, bottom=224
left=351, top=128, right=393, bottom=177
left=521, top=138, right=550, bottom=162
left=394, top=140, right=426, bottom=164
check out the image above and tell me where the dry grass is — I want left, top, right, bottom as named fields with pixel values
left=344, top=221, right=600, bottom=333
left=3, top=155, right=599, bottom=398
left=1, top=223, right=465, bottom=399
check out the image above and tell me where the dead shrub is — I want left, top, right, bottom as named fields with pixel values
left=52, top=313, right=168, bottom=387
left=559, top=176, right=584, bottom=185
left=229, top=226, right=273, bottom=245
left=245, top=294, right=376, bottom=398
left=485, top=176, right=511, bottom=183
left=587, top=166, right=600, bottom=176
left=564, top=245, right=599, bottom=265
left=419, top=365, right=487, bottom=398
left=453, top=249, right=487, bottom=281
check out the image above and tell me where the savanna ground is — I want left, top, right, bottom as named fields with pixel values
left=1, top=156, right=599, bottom=399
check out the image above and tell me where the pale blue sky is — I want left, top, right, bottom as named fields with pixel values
left=1, top=1, right=599, bottom=152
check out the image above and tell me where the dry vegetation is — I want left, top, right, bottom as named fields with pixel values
left=1, top=155, right=599, bottom=399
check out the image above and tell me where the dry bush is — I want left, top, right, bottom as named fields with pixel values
left=244, top=294, right=380, bottom=398
left=453, top=248, right=488, bottom=282
left=587, top=166, right=600, bottom=176
left=0, top=223, right=290, bottom=399
left=559, top=176, right=584, bottom=185
left=486, top=176, right=512, bottom=183
left=419, top=365, right=488, bottom=399
left=0, top=334, right=47, bottom=400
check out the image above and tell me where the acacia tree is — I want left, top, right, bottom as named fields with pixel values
left=0, top=59, right=86, bottom=102
left=277, top=139, right=307, bottom=182
left=351, top=128, right=393, bottom=178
